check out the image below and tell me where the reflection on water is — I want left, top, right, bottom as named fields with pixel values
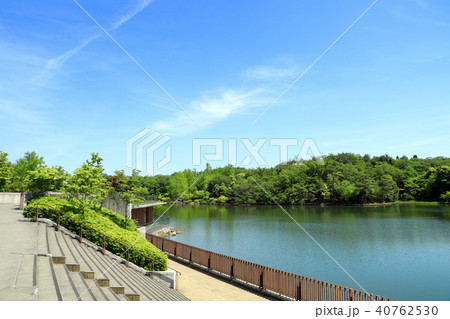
left=161, top=204, right=450, bottom=301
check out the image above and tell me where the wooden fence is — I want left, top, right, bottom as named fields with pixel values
left=146, top=233, right=393, bottom=301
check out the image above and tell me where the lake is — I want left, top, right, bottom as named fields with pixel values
left=159, top=204, right=450, bottom=301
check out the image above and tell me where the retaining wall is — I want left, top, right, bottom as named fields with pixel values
left=0, top=193, right=21, bottom=205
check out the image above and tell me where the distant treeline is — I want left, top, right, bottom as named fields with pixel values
left=141, top=154, right=450, bottom=205
left=1, top=151, right=450, bottom=205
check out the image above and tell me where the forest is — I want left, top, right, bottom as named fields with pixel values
left=1, top=151, right=450, bottom=206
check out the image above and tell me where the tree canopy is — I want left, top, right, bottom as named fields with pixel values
left=141, top=154, right=450, bottom=205
left=2, top=150, right=449, bottom=206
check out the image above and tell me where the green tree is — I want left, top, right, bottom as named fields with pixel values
left=27, top=166, right=68, bottom=192
left=426, top=166, right=450, bottom=199
left=379, top=174, right=399, bottom=202
left=10, top=151, right=44, bottom=192
left=167, top=172, right=189, bottom=200
left=0, top=151, right=12, bottom=191
left=63, top=153, right=107, bottom=214
left=440, top=191, right=450, bottom=203
left=114, top=169, right=148, bottom=229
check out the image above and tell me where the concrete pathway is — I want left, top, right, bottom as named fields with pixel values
left=0, top=205, right=41, bottom=301
left=169, top=258, right=270, bottom=301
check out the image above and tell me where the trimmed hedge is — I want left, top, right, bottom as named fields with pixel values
left=23, top=196, right=167, bottom=271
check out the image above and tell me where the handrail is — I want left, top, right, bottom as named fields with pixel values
left=34, top=203, right=181, bottom=276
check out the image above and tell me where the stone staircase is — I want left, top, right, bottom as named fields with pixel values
left=28, top=220, right=189, bottom=301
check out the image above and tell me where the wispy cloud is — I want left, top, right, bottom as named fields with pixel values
left=32, top=0, right=153, bottom=87
left=31, top=34, right=99, bottom=87
left=111, top=0, right=154, bottom=30
left=146, top=60, right=304, bottom=135
left=150, top=88, right=266, bottom=136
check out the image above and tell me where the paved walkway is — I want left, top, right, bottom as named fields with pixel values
left=0, top=205, right=41, bottom=300
left=169, top=258, right=270, bottom=301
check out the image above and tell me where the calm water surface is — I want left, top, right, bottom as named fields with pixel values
left=160, top=204, right=450, bottom=300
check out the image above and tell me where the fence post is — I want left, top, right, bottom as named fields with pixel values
left=57, top=213, right=60, bottom=231
left=230, top=262, right=234, bottom=279
left=35, top=205, right=38, bottom=223
left=103, top=236, right=106, bottom=255
left=297, top=281, right=302, bottom=301
left=79, top=225, right=83, bottom=243
left=259, top=270, right=264, bottom=290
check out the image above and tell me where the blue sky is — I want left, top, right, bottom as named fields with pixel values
left=1, top=0, right=449, bottom=175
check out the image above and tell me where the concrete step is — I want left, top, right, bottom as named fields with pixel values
left=36, top=256, right=59, bottom=301
left=77, top=242, right=129, bottom=301
left=81, top=271, right=95, bottom=279
left=114, top=261, right=188, bottom=301
left=106, top=287, right=126, bottom=301
left=13, top=254, right=36, bottom=289
left=97, top=278, right=110, bottom=287
left=52, top=256, right=66, bottom=264
left=41, top=220, right=188, bottom=301
left=64, top=264, right=96, bottom=301
left=125, top=293, right=140, bottom=301
left=50, top=258, right=78, bottom=301
left=66, top=264, right=81, bottom=272
left=46, top=225, right=63, bottom=257
left=85, top=246, right=187, bottom=301
left=58, top=231, right=111, bottom=301
left=37, top=222, right=49, bottom=256
left=62, top=233, right=127, bottom=301
left=45, top=225, right=81, bottom=301
left=80, top=244, right=141, bottom=297
left=55, top=228, right=117, bottom=301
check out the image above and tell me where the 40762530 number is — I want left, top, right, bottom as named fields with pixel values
left=375, top=306, right=438, bottom=316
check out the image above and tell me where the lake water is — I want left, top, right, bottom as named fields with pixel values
left=160, top=204, right=450, bottom=301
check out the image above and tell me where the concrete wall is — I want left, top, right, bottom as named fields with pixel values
left=102, top=195, right=130, bottom=218
left=0, top=193, right=22, bottom=205
left=0, top=192, right=64, bottom=208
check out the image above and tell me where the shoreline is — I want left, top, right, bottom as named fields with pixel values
left=169, top=200, right=445, bottom=208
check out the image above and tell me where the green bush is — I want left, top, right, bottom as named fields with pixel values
left=23, top=196, right=167, bottom=270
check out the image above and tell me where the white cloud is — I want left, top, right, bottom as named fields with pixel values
left=146, top=61, right=301, bottom=136
left=150, top=88, right=266, bottom=136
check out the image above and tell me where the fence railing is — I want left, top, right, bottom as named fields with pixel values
left=34, top=203, right=180, bottom=276
left=146, top=233, right=393, bottom=301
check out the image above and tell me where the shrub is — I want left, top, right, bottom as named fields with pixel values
left=23, top=196, right=167, bottom=270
